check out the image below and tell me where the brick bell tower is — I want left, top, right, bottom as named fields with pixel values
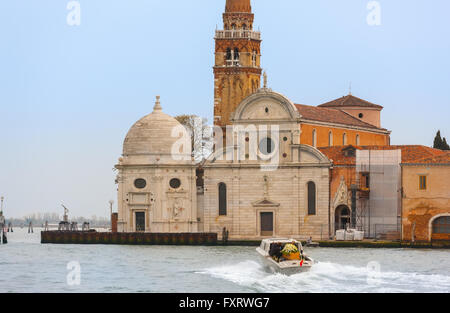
left=214, top=0, right=262, bottom=128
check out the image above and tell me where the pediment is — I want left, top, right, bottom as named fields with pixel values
left=252, top=199, right=280, bottom=207
left=333, top=177, right=350, bottom=208
left=231, top=90, right=301, bottom=122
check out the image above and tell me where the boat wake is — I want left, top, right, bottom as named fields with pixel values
left=198, top=260, right=450, bottom=293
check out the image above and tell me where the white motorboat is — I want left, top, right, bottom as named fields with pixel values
left=256, top=238, right=314, bottom=275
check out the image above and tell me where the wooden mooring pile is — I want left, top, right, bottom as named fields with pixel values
left=41, top=231, right=218, bottom=246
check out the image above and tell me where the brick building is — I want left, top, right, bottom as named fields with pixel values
left=319, top=145, right=448, bottom=241
left=401, top=152, right=450, bottom=242
left=214, top=1, right=391, bottom=148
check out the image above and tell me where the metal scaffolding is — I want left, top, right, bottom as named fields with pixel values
left=356, top=149, right=402, bottom=239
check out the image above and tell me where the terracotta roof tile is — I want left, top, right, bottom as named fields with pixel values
left=318, top=145, right=446, bottom=166
left=295, top=104, right=386, bottom=130
left=402, top=151, right=450, bottom=165
left=318, top=95, right=383, bottom=109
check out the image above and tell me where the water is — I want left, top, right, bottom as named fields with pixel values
left=1, top=228, right=449, bottom=293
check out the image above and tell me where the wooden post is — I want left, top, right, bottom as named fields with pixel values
left=1, top=226, right=7, bottom=244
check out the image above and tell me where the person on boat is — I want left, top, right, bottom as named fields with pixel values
left=269, top=243, right=283, bottom=262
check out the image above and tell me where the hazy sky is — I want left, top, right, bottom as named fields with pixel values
left=1, top=0, right=449, bottom=218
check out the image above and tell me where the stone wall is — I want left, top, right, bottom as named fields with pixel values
left=203, top=166, right=330, bottom=240
left=117, top=165, right=199, bottom=233
left=402, top=165, right=450, bottom=242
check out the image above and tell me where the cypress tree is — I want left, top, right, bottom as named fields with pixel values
left=443, top=137, right=450, bottom=150
left=433, top=130, right=443, bottom=149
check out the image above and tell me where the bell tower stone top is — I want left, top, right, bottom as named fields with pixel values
left=225, top=0, right=251, bottom=13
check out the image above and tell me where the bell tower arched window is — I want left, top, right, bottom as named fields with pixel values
left=219, top=183, right=227, bottom=216
left=226, top=48, right=240, bottom=67
left=233, top=48, right=240, bottom=66
left=226, top=48, right=232, bottom=66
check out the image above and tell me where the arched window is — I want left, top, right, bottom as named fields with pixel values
left=356, top=134, right=360, bottom=146
left=433, top=216, right=450, bottom=234
left=226, top=48, right=232, bottom=60
left=226, top=48, right=232, bottom=66
left=234, top=48, right=240, bottom=65
left=312, top=129, right=317, bottom=147
left=343, top=133, right=347, bottom=145
left=259, top=137, right=274, bottom=155
left=242, top=24, right=247, bottom=30
left=252, top=51, right=257, bottom=67
left=219, top=183, right=227, bottom=216
left=307, top=182, right=316, bottom=215
left=328, top=131, right=333, bottom=146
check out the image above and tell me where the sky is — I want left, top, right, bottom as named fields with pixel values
left=0, top=0, right=449, bottom=218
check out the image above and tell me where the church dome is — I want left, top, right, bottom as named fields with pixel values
left=123, top=97, right=191, bottom=163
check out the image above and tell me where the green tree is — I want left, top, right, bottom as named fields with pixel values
left=433, top=130, right=443, bottom=149
left=433, top=130, right=450, bottom=150
left=442, top=137, right=450, bottom=150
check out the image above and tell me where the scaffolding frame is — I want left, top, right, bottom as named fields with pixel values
left=355, top=149, right=402, bottom=239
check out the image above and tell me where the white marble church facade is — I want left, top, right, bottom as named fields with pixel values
left=115, top=90, right=332, bottom=240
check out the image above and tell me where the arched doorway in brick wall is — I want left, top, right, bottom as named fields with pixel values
left=430, top=214, right=450, bottom=241
left=335, top=205, right=351, bottom=231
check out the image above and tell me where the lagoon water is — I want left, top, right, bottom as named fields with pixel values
left=1, top=228, right=449, bottom=293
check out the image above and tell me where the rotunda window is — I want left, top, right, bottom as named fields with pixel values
left=134, top=179, right=147, bottom=189
left=259, top=137, right=275, bottom=155
left=170, top=178, right=181, bottom=189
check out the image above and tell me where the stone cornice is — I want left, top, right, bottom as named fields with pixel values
left=300, top=119, right=391, bottom=135
left=213, top=66, right=262, bottom=75
left=202, top=162, right=331, bottom=169
left=115, top=164, right=196, bottom=170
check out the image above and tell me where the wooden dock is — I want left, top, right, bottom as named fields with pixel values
left=41, top=231, right=218, bottom=245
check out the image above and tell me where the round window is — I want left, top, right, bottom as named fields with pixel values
left=259, top=137, right=275, bottom=155
left=134, top=179, right=147, bottom=189
left=170, top=178, right=181, bottom=189
left=359, top=113, right=364, bottom=118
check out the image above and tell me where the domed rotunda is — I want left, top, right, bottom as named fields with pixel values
left=115, top=97, right=199, bottom=233
left=122, top=96, right=191, bottom=165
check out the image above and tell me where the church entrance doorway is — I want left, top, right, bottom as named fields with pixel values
left=335, top=205, right=351, bottom=231
left=135, top=212, right=145, bottom=232
left=260, top=212, right=274, bottom=236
